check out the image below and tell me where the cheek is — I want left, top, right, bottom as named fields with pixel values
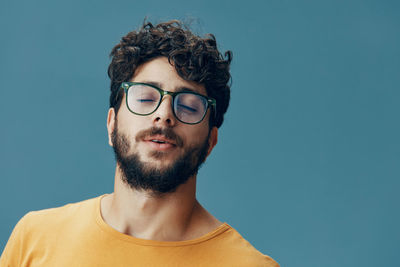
left=117, top=109, right=146, bottom=136
left=114, top=121, right=137, bottom=147
left=186, top=126, right=209, bottom=145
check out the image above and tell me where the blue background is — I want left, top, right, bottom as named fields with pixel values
left=1, top=0, right=399, bottom=266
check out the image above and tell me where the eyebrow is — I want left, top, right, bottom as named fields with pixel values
left=138, top=80, right=198, bottom=94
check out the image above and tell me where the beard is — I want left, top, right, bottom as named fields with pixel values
left=111, top=122, right=210, bottom=196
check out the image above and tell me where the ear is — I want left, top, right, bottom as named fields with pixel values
left=206, top=126, right=218, bottom=157
left=107, top=108, right=116, bottom=147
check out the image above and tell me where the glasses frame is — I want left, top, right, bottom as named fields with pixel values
left=120, top=82, right=216, bottom=125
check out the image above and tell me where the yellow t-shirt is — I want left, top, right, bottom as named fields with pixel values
left=0, top=195, right=279, bottom=267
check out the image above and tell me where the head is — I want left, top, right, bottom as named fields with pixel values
left=106, top=20, right=232, bottom=196
left=108, top=20, right=232, bottom=128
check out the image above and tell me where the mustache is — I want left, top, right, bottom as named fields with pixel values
left=135, top=127, right=184, bottom=147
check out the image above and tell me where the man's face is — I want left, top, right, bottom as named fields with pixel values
left=107, top=57, right=217, bottom=195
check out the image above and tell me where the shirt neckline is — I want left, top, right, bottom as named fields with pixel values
left=94, top=194, right=231, bottom=247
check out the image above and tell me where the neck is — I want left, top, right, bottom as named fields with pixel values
left=100, top=167, right=220, bottom=241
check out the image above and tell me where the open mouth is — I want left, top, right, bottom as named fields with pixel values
left=144, top=135, right=178, bottom=151
left=151, top=139, right=169, bottom=144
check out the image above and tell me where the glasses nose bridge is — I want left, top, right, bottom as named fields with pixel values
left=159, top=90, right=176, bottom=105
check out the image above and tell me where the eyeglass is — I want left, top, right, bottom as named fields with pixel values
left=120, top=82, right=216, bottom=125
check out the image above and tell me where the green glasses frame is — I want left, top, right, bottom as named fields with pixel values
left=120, top=82, right=217, bottom=125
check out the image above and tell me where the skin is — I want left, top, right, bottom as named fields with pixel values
left=101, top=57, right=222, bottom=242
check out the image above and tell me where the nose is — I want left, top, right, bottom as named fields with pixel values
left=152, top=95, right=176, bottom=127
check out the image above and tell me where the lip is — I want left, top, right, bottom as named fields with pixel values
left=143, top=135, right=177, bottom=151
left=144, top=135, right=177, bottom=145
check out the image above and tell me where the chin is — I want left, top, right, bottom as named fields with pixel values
left=142, top=157, right=175, bottom=170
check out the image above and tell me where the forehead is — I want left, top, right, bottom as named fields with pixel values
left=131, top=57, right=207, bottom=96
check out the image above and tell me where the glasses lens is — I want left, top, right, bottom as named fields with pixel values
left=127, top=84, right=161, bottom=115
left=174, top=93, right=207, bottom=124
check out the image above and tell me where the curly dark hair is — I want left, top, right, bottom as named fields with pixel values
left=107, top=20, right=232, bottom=128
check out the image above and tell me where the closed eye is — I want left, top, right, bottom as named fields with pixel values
left=137, top=99, right=156, bottom=103
left=178, top=104, right=197, bottom=113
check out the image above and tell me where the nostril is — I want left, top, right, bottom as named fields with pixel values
left=152, top=101, right=176, bottom=126
left=154, top=116, right=172, bottom=124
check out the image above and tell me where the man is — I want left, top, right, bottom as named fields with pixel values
left=1, top=20, right=279, bottom=266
